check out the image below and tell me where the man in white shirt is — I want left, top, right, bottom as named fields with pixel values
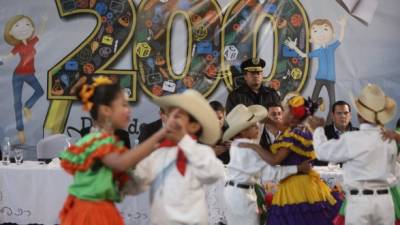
left=222, top=104, right=311, bottom=225
left=310, top=84, right=398, bottom=225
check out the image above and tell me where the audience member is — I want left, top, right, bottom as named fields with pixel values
left=210, top=100, right=230, bottom=164
left=138, top=108, right=167, bottom=143
left=314, top=100, right=358, bottom=165
left=259, top=103, right=283, bottom=150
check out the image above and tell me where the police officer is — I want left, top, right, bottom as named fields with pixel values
left=225, top=58, right=280, bottom=113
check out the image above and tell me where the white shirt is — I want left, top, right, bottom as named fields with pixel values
left=334, top=125, right=344, bottom=136
left=313, top=123, right=398, bottom=189
left=266, top=128, right=280, bottom=144
left=132, top=135, right=225, bottom=225
left=226, top=138, right=297, bottom=184
left=256, top=123, right=280, bottom=146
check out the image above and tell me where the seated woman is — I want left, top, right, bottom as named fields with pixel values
left=242, top=95, right=340, bottom=225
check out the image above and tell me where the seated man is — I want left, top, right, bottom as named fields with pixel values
left=258, top=103, right=283, bottom=151
left=209, top=100, right=230, bottom=164
left=138, top=108, right=166, bottom=144
left=315, top=100, right=358, bottom=166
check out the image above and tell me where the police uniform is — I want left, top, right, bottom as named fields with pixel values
left=225, top=58, right=280, bottom=113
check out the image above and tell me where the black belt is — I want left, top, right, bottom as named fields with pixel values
left=349, top=189, right=389, bottom=195
left=225, top=180, right=254, bottom=189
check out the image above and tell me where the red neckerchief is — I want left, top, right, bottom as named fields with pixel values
left=158, top=135, right=197, bottom=176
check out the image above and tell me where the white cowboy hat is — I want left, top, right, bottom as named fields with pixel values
left=351, top=84, right=397, bottom=125
left=222, top=104, right=268, bottom=142
left=153, top=89, right=221, bottom=145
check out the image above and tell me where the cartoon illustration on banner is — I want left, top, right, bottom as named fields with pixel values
left=1, top=15, right=47, bottom=144
left=285, top=16, right=347, bottom=122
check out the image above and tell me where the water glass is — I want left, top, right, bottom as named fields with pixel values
left=1, top=137, right=11, bottom=165
left=1, top=148, right=10, bottom=165
left=13, top=148, right=23, bottom=165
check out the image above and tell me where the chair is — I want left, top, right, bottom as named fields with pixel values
left=36, top=134, right=70, bottom=162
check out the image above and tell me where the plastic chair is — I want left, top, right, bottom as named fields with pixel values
left=36, top=134, right=70, bottom=162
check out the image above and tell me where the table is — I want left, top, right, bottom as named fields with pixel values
left=0, top=161, right=226, bottom=225
left=0, top=162, right=341, bottom=225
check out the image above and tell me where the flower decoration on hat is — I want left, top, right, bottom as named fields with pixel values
left=79, top=76, right=113, bottom=112
left=288, top=95, right=306, bottom=119
left=288, top=96, right=318, bottom=120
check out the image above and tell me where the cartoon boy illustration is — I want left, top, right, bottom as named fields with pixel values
left=285, top=16, right=347, bottom=122
left=1, top=15, right=47, bottom=144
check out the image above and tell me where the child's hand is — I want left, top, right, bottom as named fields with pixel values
left=223, top=140, right=232, bottom=149
left=297, top=159, right=312, bottom=173
left=238, top=142, right=262, bottom=152
left=380, top=128, right=400, bottom=143
left=307, top=116, right=325, bottom=131
left=213, top=145, right=227, bottom=155
left=238, top=142, right=253, bottom=149
left=154, top=124, right=168, bottom=140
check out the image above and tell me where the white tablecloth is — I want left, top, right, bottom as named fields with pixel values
left=0, top=161, right=226, bottom=225
left=0, top=162, right=341, bottom=225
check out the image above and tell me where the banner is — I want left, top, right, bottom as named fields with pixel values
left=0, top=0, right=399, bottom=148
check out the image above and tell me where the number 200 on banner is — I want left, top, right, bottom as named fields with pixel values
left=44, top=0, right=309, bottom=133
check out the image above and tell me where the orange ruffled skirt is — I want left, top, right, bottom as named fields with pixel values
left=60, top=195, right=124, bottom=225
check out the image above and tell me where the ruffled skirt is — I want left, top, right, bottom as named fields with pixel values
left=59, top=195, right=124, bottom=225
left=266, top=171, right=340, bottom=225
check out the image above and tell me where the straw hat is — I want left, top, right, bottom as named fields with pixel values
left=153, top=90, right=221, bottom=145
left=351, top=84, right=397, bottom=125
left=222, top=104, right=268, bottom=142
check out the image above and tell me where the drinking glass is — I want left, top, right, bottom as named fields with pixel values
left=1, top=139, right=11, bottom=165
left=13, top=148, right=23, bottom=165
left=1, top=148, right=10, bottom=165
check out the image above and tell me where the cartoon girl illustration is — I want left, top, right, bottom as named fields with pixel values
left=1, top=15, right=47, bottom=144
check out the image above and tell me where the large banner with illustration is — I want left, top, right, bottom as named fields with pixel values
left=0, top=0, right=399, bottom=148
